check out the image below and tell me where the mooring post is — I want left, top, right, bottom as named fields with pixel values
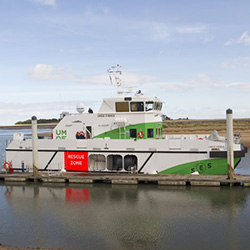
left=32, top=116, right=39, bottom=177
left=226, top=109, right=234, bottom=181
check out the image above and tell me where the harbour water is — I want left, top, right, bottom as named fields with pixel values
left=1, top=129, right=250, bottom=250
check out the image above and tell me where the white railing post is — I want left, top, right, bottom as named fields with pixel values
left=32, top=116, right=39, bottom=177
left=226, top=109, right=234, bottom=181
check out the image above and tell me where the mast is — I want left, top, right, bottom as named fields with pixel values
left=108, top=65, right=123, bottom=96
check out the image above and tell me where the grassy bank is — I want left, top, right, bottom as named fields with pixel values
left=163, top=119, right=250, bottom=148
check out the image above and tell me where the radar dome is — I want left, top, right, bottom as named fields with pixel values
left=76, top=103, right=85, bottom=114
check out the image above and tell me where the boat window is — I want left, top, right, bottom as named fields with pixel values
left=156, top=128, right=162, bottom=138
left=107, top=155, right=122, bottom=171
left=89, top=154, right=105, bottom=171
left=130, top=129, right=137, bottom=138
left=147, top=128, right=154, bottom=138
left=146, top=101, right=154, bottom=111
left=158, top=103, right=162, bottom=110
left=124, top=155, right=137, bottom=172
left=154, top=102, right=162, bottom=111
left=130, top=102, right=144, bottom=112
left=116, top=102, right=129, bottom=112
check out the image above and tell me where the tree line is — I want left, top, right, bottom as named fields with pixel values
left=15, top=118, right=60, bottom=125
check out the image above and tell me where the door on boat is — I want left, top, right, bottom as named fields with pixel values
left=86, top=126, right=92, bottom=139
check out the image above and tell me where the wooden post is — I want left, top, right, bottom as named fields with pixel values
left=32, top=116, right=39, bottom=177
left=226, top=109, right=234, bottom=181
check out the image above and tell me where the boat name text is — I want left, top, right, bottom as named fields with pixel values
left=97, top=114, right=115, bottom=118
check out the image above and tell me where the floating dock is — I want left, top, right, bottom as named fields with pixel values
left=1, top=172, right=250, bottom=187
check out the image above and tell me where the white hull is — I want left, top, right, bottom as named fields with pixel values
left=5, top=135, right=244, bottom=175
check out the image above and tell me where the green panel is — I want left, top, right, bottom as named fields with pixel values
left=159, top=158, right=241, bottom=175
left=94, top=122, right=162, bottom=139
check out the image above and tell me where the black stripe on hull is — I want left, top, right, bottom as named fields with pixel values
left=138, top=152, right=154, bottom=173
left=210, top=150, right=246, bottom=158
left=6, top=148, right=208, bottom=154
left=44, top=151, right=58, bottom=170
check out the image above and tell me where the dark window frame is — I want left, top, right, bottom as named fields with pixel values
left=130, top=102, right=144, bottom=112
left=115, top=102, right=129, bottom=112
left=147, top=128, right=154, bottom=138
left=130, top=128, right=137, bottom=138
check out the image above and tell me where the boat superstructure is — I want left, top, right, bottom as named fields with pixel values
left=5, top=66, right=247, bottom=175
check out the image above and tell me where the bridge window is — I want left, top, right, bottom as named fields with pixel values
left=154, top=102, right=162, bottom=111
left=116, top=102, right=129, bottom=112
left=146, top=101, right=154, bottom=111
left=130, top=102, right=144, bottom=112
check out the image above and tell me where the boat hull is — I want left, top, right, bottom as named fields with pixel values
left=5, top=137, right=245, bottom=175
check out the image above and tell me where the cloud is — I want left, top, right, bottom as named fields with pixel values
left=161, top=82, right=191, bottom=92
left=176, top=25, right=207, bottom=34
left=29, top=64, right=73, bottom=81
left=189, top=73, right=221, bottom=87
left=162, top=74, right=220, bottom=92
left=238, top=32, right=250, bottom=45
left=0, top=101, right=80, bottom=125
left=189, top=74, right=250, bottom=89
left=146, top=22, right=208, bottom=41
left=161, top=73, right=250, bottom=92
left=225, top=31, right=250, bottom=46
left=225, top=40, right=234, bottom=46
left=222, top=57, right=250, bottom=69
left=30, top=0, right=56, bottom=6
left=29, top=64, right=156, bottom=86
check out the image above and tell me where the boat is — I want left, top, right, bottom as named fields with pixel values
left=5, top=66, right=247, bottom=175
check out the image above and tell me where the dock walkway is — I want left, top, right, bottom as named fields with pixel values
left=1, top=172, right=250, bottom=187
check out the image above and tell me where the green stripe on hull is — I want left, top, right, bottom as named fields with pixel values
left=94, top=122, right=162, bottom=139
left=159, top=158, right=241, bottom=175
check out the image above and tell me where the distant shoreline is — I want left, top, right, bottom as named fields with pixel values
left=0, top=123, right=57, bottom=130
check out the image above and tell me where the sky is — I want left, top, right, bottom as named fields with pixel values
left=1, top=0, right=250, bottom=125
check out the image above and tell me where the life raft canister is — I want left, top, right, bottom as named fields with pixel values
left=137, top=131, right=144, bottom=138
left=3, top=162, right=10, bottom=170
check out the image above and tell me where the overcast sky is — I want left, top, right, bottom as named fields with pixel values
left=1, top=0, right=250, bottom=125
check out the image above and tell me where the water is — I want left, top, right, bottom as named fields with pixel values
left=1, top=183, right=250, bottom=250
left=0, top=129, right=250, bottom=250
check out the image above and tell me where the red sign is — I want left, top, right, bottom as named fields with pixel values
left=64, top=152, right=88, bottom=171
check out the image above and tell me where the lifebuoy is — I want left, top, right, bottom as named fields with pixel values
left=79, top=131, right=85, bottom=137
left=76, top=131, right=86, bottom=139
left=3, top=162, right=10, bottom=170
left=137, top=131, right=144, bottom=138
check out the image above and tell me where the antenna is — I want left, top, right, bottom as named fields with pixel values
left=108, top=65, right=123, bottom=95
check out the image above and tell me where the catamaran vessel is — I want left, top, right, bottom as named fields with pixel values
left=5, top=66, right=247, bottom=174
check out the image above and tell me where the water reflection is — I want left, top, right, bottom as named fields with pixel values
left=1, top=183, right=250, bottom=250
left=65, top=188, right=90, bottom=203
